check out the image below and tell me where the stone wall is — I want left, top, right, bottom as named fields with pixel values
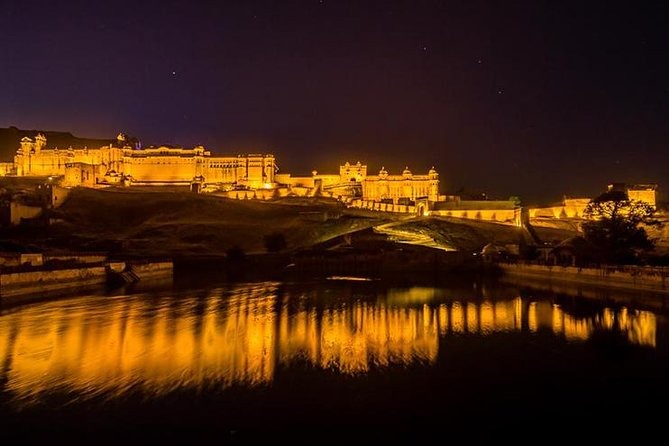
left=130, top=261, right=173, bottom=279
left=529, top=203, right=588, bottom=219
left=431, top=208, right=518, bottom=224
left=500, top=263, right=669, bottom=293
left=45, top=253, right=107, bottom=264
left=0, top=266, right=107, bottom=299
left=9, top=202, right=42, bottom=225
left=350, top=199, right=416, bottom=214
left=0, top=162, right=14, bottom=175
left=50, top=185, right=71, bottom=208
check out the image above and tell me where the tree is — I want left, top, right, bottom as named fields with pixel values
left=263, top=232, right=287, bottom=252
left=509, top=196, right=522, bottom=207
left=582, top=190, right=660, bottom=264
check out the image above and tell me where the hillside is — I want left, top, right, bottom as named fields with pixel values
left=1, top=187, right=580, bottom=257
left=0, top=127, right=115, bottom=161
left=375, top=216, right=578, bottom=252
left=47, top=188, right=394, bottom=256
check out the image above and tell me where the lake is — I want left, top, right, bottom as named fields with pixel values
left=1, top=277, right=668, bottom=441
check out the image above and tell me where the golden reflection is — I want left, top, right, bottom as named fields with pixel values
left=451, top=302, right=464, bottom=333
left=528, top=302, right=538, bottom=333
left=0, top=284, right=659, bottom=405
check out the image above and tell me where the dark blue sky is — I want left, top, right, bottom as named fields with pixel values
left=2, top=0, right=668, bottom=204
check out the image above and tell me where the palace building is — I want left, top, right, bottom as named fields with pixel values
left=273, top=161, right=442, bottom=204
left=362, top=166, right=440, bottom=203
left=10, top=133, right=276, bottom=189
left=2, top=132, right=448, bottom=212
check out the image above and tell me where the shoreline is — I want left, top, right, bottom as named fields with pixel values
left=499, top=263, right=669, bottom=295
left=0, top=259, right=173, bottom=307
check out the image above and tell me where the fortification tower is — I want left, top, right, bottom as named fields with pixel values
left=19, top=136, right=33, bottom=154
left=34, top=133, right=47, bottom=154
left=377, top=166, right=389, bottom=199
left=428, top=167, right=439, bottom=201
left=15, top=136, right=34, bottom=175
left=402, top=166, right=413, bottom=198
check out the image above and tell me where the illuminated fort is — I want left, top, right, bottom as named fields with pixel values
left=1, top=133, right=443, bottom=206
left=8, top=133, right=276, bottom=190
left=3, top=131, right=656, bottom=225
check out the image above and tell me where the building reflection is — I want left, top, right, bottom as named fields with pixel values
left=0, top=284, right=658, bottom=404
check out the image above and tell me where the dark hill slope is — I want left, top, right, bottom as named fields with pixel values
left=0, top=186, right=579, bottom=257
left=48, top=188, right=390, bottom=256
left=0, top=127, right=115, bottom=161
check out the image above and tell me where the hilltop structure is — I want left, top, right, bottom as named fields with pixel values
left=2, top=133, right=276, bottom=190
left=0, top=133, right=444, bottom=206
left=274, top=161, right=441, bottom=204
left=529, top=183, right=659, bottom=220
left=0, top=130, right=525, bottom=225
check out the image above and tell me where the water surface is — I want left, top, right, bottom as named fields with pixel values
left=1, top=279, right=667, bottom=440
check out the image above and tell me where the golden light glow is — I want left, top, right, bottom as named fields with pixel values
left=0, top=285, right=658, bottom=406
left=528, top=302, right=538, bottom=333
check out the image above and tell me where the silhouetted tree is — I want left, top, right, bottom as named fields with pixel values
left=518, top=232, right=539, bottom=261
left=263, top=232, right=287, bottom=252
left=582, top=190, right=660, bottom=264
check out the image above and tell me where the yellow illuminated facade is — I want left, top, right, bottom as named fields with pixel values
left=274, top=161, right=442, bottom=204
left=362, top=166, right=440, bottom=203
left=10, top=133, right=276, bottom=189
left=0, top=284, right=657, bottom=406
left=529, top=184, right=659, bottom=219
left=626, top=184, right=658, bottom=208
left=6, top=135, right=441, bottom=204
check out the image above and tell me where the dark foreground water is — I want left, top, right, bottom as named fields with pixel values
left=1, top=278, right=668, bottom=442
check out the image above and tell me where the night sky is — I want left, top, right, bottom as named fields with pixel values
left=2, top=0, right=668, bottom=204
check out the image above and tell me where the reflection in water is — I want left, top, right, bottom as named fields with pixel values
left=0, top=282, right=658, bottom=405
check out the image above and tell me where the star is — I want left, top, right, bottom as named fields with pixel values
left=172, top=71, right=176, bottom=76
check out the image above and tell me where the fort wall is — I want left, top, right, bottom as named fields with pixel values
left=431, top=208, right=518, bottom=224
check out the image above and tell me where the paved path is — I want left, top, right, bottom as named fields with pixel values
left=373, top=218, right=457, bottom=251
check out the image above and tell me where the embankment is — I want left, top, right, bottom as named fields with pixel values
left=128, top=261, right=174, bottom=279
left=500, top=263, right=669, bottom=295
left=1, top=260, right=174, bottom=307
left=0, top=265, right=107, bottom=305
